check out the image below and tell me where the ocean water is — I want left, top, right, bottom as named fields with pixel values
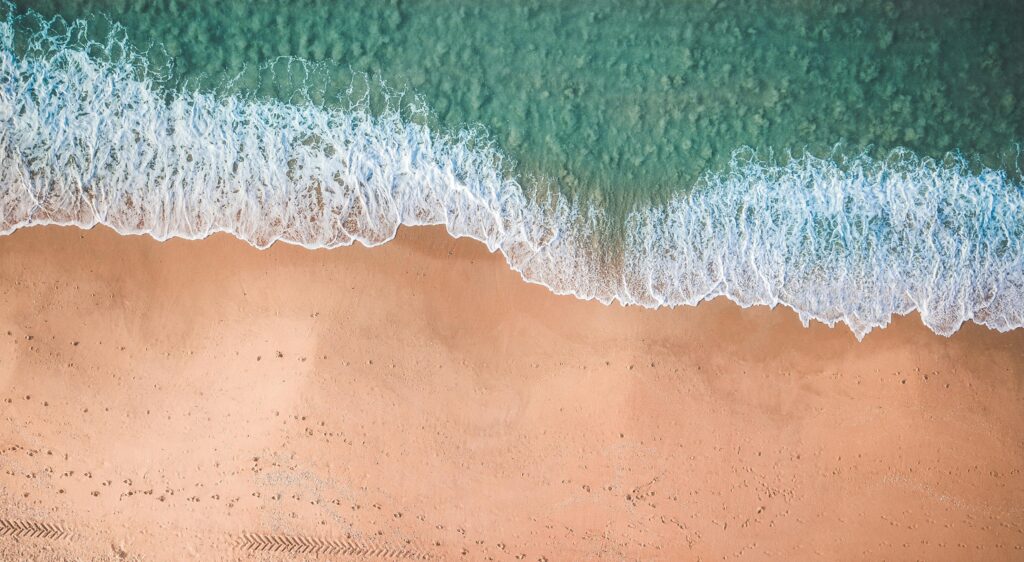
left=0, top=0, right=1022, bottom=338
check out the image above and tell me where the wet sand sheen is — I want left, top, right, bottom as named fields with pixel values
left=0, top=224, right=1022, bottom=560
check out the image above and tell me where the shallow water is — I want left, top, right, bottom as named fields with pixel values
left=16, top=0, right=1024, bottom=207
left=1, top=0, right=1022, bottom=338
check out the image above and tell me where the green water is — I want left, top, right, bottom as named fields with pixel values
left=17, top=0, right=1024, bottom=210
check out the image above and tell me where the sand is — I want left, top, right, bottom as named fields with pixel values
left=0, top=224, right=1022, bottom=561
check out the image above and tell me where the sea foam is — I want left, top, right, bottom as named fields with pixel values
left=1, top=7, right=1021, bottom=338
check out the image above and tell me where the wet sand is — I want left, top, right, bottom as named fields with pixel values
left=1, top=224, right=1022, bottom=561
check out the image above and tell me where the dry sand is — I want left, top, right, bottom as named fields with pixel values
left=0, top=224, right=1022, bottom=561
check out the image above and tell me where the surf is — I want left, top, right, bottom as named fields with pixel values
left=1, top=5, right=1021, bottom=339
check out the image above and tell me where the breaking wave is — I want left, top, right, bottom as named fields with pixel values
left=1, top=6, right=1022, bottom=338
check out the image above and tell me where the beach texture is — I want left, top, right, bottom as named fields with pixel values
left=1, top=225, right=1022, bottom=560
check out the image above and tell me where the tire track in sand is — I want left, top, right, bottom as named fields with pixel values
left=237, top=533, right=429, bottom=559
left=0, top=519, right=73, bottom=541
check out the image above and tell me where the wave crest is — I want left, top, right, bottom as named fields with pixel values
left=1, top=6, right=1022, bottom=338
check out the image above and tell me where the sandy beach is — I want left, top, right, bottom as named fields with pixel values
left=0, top=224, right=1022, bottom=561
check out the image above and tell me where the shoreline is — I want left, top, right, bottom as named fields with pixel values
left=5, top=0, right=1024, bottom=341
left=1, top=224, right=1023, bottom=560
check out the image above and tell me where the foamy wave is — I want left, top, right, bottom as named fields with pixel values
left=1, top=7, right=1022, bottom=338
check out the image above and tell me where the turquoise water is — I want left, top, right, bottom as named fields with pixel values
left=1, top=0, right=1022, bottom=337
left=16, top=0, right=1024, bottom=206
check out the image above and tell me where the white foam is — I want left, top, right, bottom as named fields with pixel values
left=1, top=8, right=1021, bottom=339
